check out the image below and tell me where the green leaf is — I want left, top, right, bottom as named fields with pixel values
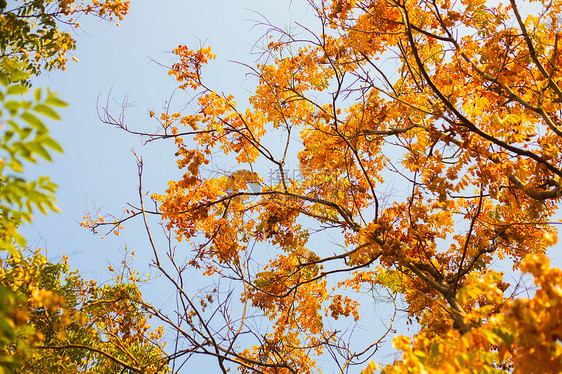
left=36, top=201, right=47, bottom=215
left=3, top=131, right=14, bottom=143
left=6, top=84, right=28, bottom=95
left=13, top=143, right=34, bottom=162
left=21, top=112, right=47, bottom=133
left=9, top=159, right=23, bottom=173
left=6, top=120, right=19, bottom=130
left=45, top=95, right=67, bottom=108
left=8, top=158, right=23, bottom=173
left=33, top=104, right=60, bottom=120
left=28, top=142, right=52, bottom=162
left=34, top=88, right=41, bottom=101
left=10, top=71, right=31, bottom=82
left=45, top=201, right=60, bottom=213
left=0, top=73, right=8, bottom=87
left=17, top=127, right=32, bottom=141
left=40, top=137, right=63, bottom=153
left=4, top=101, right=20, bottom=112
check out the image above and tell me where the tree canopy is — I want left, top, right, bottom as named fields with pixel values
left=90, top=0, right=562, bottom=372
left=5, top=0, right=562, bottom=373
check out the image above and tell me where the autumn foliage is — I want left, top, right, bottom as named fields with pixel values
left=5, top=0, right=562, bottom=372
left=99, top=0, right=562, bottom=372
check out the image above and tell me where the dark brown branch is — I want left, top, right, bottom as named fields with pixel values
left=453, top=187, right=485, bottom=290
left=36, top=344, right=145, bottom=373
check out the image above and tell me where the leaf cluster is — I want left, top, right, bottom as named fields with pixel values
left=0, top=0, right=129, bottom=79
left=0, top=67, right=65, bottom=252
left=0, top=250, right=170, bottom=374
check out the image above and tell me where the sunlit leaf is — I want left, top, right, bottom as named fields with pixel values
left=33, top=104, right=60, bottom=120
